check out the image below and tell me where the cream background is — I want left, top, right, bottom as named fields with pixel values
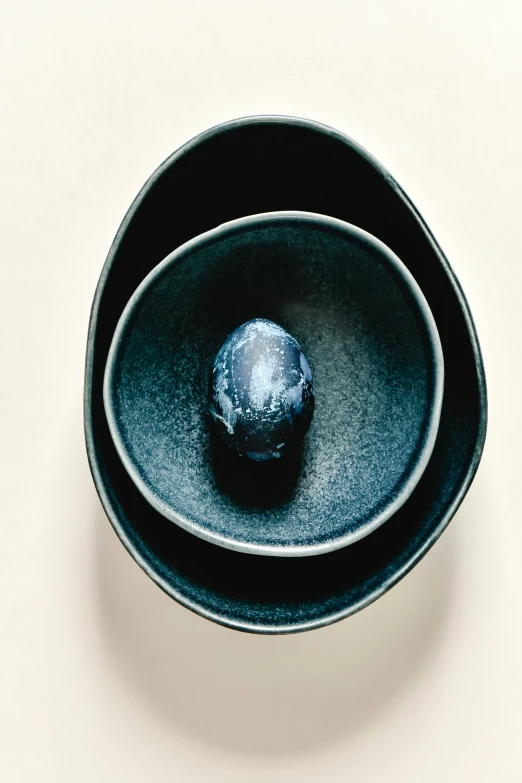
left=1, top=1, right=520, bottom=780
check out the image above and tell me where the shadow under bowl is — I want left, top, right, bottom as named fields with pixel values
left=103, top=211, right=443, bottom=557
left=85, top=115, right=486, bottom=633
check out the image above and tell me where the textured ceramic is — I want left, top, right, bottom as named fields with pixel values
left=85, top=116, right=487, bottom=633
left=103, top=212, right=443, bottom=556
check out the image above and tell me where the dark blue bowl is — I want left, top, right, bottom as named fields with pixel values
left=103, top=211, right=443, bottom=557
left=85, top=116, right=486, bottom=633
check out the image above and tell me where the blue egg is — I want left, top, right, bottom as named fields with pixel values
left=209, top=319, right=314, bottom=460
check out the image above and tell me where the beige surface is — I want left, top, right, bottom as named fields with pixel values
left=1, top=1, right=520, bottom=780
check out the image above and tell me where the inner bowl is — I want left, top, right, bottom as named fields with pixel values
left=103, top=211, right=443, bottom=556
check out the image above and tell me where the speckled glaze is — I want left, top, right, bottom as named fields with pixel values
left=209, top=318, right=315, bottom=461
left=85, top=116, right=487, bottom=632
left=103, top=213, right=443, bottom=556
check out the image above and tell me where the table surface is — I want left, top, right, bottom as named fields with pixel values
left=2, top=1, right=520, bottom=780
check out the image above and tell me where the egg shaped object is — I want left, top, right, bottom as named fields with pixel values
left=209, top=318, right=314, bottom=460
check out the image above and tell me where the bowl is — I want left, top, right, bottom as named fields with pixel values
left=85, top=115, right=486, bottom=633
left=103, top=211, right=443, bottom=556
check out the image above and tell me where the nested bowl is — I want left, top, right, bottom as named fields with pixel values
left=85, top=116, right=486, bottom=633
left=103, top=211, right=443, bottom=557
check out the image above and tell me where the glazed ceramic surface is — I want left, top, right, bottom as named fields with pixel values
left=103, top=212, right=443, bottom=556
left=85, top=116, right=486, bottom=632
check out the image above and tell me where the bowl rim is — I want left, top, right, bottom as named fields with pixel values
left=102, top=209, right=445, bottom=557
left=85, top=114, right=487, bottom=633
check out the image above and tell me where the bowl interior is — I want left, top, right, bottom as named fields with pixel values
left=86, top=117, right=486, bottom=632
left=105, top=213, right=442, bottom=555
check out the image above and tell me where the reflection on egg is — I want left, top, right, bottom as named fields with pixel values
left=209, top=319, right=314, bottom=460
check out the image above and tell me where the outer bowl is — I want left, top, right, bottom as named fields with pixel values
left=85, top=116, right=486, bottom=633
left=103, top=211, right=444, bottom=556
